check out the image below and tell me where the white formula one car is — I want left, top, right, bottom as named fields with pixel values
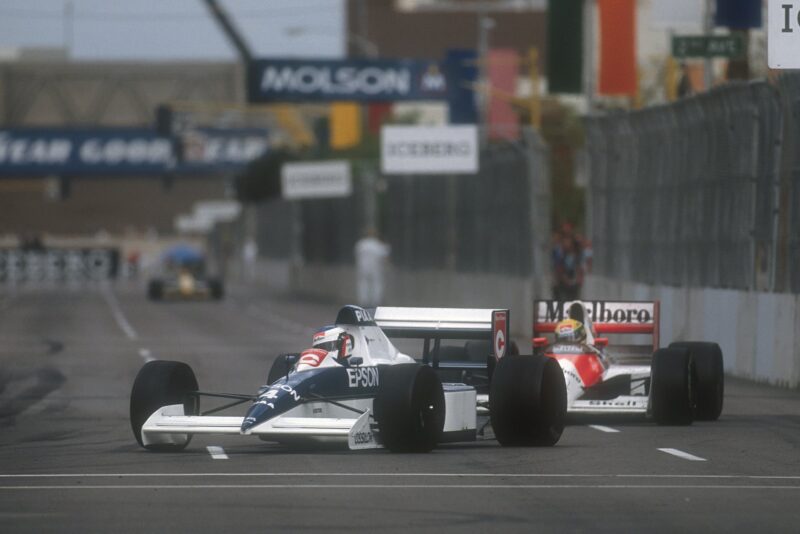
left=130, top=305, right=566, bottom=453
left=533, top=300, right=724, bottom=424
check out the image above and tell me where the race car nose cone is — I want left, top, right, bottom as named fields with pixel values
left=240, top=401, right=273, bottom=434
left=240, top=416, right=257, bottom=435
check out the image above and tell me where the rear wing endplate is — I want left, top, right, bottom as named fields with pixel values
left=374, top=306, right=511, bottom=366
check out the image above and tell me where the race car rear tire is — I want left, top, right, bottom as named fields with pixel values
left=669, top=341, right=724, bottom=421
left=650, top=347, right=695, bottom=425
left=208, top=278, right=224, bottom=300
left=374, top=364, right=445, bottom=453
left=147, top=279, right=163, bottom=300
left=489, top=354, right=567, bottom=447
left=130, top=360, right=199, bottom=451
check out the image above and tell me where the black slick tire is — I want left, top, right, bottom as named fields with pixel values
left=130, top=360, right=199, bottom=451
left=209, top=278, right=224, bottom=300
left=147, top=279, right=163, bottom=300
left=650, top=347, right=695, bottom=425
left=489, top=354, right=567, bottom=446
left=669, top=341, right=724, bottom=421
left=375, top=364, right=445, bottom=453
left=267, top=356, right=291, bottom=384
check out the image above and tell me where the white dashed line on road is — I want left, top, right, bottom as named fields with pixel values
left=588, top=425, right=620, bottom=433
left=658, top=448, right=707, bottom=461
left=206, top=446, right=229, bottom=460
left=101, top=285, right=138, bottom=340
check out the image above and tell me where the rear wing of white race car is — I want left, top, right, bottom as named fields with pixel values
left=374, top=306, right=511, bottom=370
left=532, top=300, right=660, bottom=352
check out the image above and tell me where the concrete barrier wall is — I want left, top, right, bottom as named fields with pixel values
left=288, top=262, right=547, bottom=338
left=264, top=262, right=800, bottom=388
left=584, top=275, right=800, bottom=388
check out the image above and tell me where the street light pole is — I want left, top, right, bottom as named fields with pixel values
left=477, top=12, right=495, bottom=145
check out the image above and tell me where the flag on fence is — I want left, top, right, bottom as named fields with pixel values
left=488, top=49, right=520, bottom=140
left=598, top=0, right=637, bottom=96
left=715, top=0, right=762, bottom=29
left=547, top=0, right=584, bottom=94
left=330, top=102, right=361, bottom=149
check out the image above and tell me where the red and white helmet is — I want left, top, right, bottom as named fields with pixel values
left=312, top=326, right=354, bottom=358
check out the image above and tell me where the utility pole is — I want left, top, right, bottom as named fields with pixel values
left=584, top=0, right=595, bottom=114
left=477, top=11, right=495, bottom=145
left=704, top=0, right=714, bottom=90
left=202, top=0, right=253, bottom=63
left=63, top=1, right=74, bottom=56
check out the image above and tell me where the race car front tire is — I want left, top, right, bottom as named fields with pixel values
left=650, top=347, right=695, bottom=425
left=147, top=279, right=163, bottom=300
left=208, top=278, right=224, bottom=300
left=130, top=360, right=199, bottom=451
left=267, top=355, right=292, bottom=384
left=489, top=354, right=567, bottom=447
left=374, top=364, right=445, bottom=453
left=669, top=341, right=724, bottom=421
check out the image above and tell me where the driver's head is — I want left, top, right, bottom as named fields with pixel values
left=312, top=326, right=353, bottom=358
left=554, top=318, right=586, bottom=344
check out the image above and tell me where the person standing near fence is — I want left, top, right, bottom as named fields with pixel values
left=355, top=228, right=390, bottom=308
left=552, top=223, right=584, bottom=302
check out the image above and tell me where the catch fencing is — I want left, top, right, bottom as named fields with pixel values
left=256, top=128, right=551, bottom=279
left=586, top=74, right=800, bottom=292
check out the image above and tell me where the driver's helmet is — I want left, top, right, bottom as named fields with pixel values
left=554, top=318, right=586, bottom=344
left=312, top=326, right=353, bottom=358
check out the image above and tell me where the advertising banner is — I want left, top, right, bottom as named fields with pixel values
left=281, top=160, right=353, bottom=200
left=179, top=128, right=269, bottom=169
left=381, top=125, right=479, bottom=174
left=0, top=248, right=120, bottom=282
left=0, top=127, right=269, bottom=176
left=768, top=0, right=800, bottom=68
left=247, top=58, right=450, bottom=103
left=0, top=129, right=173, bottom=176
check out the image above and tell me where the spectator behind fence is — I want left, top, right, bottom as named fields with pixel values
left=355, top=228, right=390, bottom=308
left=551, top=223, right=584, bottom=302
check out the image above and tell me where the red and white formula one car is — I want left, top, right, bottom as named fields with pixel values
left=533, top=300, right=724, bottom=425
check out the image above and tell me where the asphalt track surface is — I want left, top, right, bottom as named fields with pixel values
left=1, top=284, right=799, bottom=533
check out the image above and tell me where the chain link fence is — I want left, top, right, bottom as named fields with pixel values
left=386, top=130, right=548, bottom=276
left=782, top=74, right=800, bottom=293
left=254, top=128, right=550, bottom=278
left=587, top=76, right=800, bottom=292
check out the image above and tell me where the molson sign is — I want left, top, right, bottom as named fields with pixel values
left=247, top=58, right=449, bottom=102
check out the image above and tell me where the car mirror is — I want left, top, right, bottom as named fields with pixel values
left=348, top=357, right=363, bottom=367
left=533, top=337, right=548, bottom=349
left=595, top=338, right=609, bottom=348
left=336, top=332, right=350, bottom=360
left=283, top=353, right=299, bottom=366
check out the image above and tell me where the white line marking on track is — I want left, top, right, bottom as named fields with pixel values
left=206, top=446, right=229, bottom=460
left=4, top=473, right=797, bottom=480
left=101, top=285, right=138, bottom=340
left=138, top=348, right=155, bottom=363
left=0, top=484, right=797, bottom=491
left=658, top=448, right=707, bottom=461
left=588, top=425, right=620, bottom=433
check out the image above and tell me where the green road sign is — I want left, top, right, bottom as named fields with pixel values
left=672, top=35, right=745, bottom=59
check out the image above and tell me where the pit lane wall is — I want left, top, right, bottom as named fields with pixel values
left=584, top=274, right=800, bottom=389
